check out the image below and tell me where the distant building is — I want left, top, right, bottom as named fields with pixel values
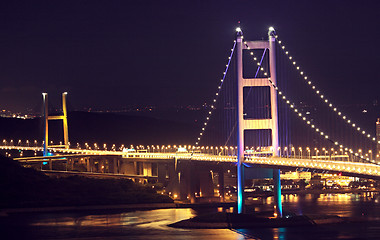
left=281, top=171, right=311, bottom=181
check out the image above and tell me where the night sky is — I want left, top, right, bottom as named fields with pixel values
left=0, top=1, right=379, bottom=112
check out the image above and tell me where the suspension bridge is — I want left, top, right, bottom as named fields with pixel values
left=2, top=144, right=380, bottom=178
left=0, top=27, right=379, bottom=217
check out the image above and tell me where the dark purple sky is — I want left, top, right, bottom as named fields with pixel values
left=0, top=0, right=379, bottom=112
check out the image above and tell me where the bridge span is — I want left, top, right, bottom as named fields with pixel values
left=1, top=27, right=380, bottom=216
left=3, top=144, right=380, bottom=179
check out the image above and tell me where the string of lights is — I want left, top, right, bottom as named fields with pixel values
left=249, top=51, right=378, bottom=165
left=273, top=34, right=379, bottom=145
left=1, top=137, right=376, bottom=162
left=194, top=40, right=236, bottom=146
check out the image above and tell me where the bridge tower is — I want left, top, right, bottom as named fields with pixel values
left=42, top=92, right=69, bottom=156
left=236, top=27, right=282, bottom=216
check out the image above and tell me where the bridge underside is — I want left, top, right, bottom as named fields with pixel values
left=11, top=151, right=380, bottom=203
left=18, top=155, right=238, bottom=201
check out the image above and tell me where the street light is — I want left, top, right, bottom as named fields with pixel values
left=284, top=147, right=288, bottom=157
left=291, top=147, right=295, bottom=157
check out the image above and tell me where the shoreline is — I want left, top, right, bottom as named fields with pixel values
left=1, top=189, right=378, bottom=216
left=246, top=188, right=379, bottom=198
left=0, top=202, right=176, bottom=216
left=167, top=212, right=373, bottom=229
left=1, top=201, right=377, bottom=229
left=0, top=201, right=237, bottom=216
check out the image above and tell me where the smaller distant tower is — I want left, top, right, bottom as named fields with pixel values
left=377, top=118, right=380, bottom=161
left=42, top=92, right=69, bottom=157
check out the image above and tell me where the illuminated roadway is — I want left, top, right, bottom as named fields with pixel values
left=2, top=145, right=380, bottom=179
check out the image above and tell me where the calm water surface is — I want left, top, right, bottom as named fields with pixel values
left=2, top=192, right=380, bottom=240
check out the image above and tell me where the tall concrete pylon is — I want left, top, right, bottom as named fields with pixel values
left=236, top=27, right=282, bottom=217
left=42, top=92, right=69, bottom=156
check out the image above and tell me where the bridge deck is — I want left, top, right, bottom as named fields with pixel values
left=2, top=146, right=380, bottom=178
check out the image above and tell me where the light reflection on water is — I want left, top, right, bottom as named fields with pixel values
left=241, top=192, right=380, bottom=239
left=240, top=192, right=380, bottom=239
left=5, top=193, right=380, bottom=240
left=30, top=208, right=197, bottom=228
left=26, top=208, right=252, bottom=239
left=255, top=192, right=380, bottom=218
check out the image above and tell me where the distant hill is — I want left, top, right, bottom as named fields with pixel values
left=0, top=111, right=199, bottom=146
left=0, top=117, right=41, bottom=141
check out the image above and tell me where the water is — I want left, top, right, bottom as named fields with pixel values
left=1, top=192, right=380, bottom=240
left=1, top=209, right=246, bottom=240
left=241, top=192, right=380, bottom=239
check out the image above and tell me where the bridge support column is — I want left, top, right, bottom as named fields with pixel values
left=70, top=158, right=74, bottom=170
left=142, top=162, right=152, bottom=177
left=218, top=170, right=225, bottom=201
left=179, top=161, right=193, bottom=200
left=273, top=169, right=282, bottom=217
left=42, top=93, right=48, bottom=157
left=157, top=163, right=167, bottom=183
left=112, top=158, right=118, bottom=174
left=199, top=169, right=214, bottom=198
left=86, top=158, right=91, bottom=172
left=119, top=161, right=135, bottom=175
left=269, top=27, right=282, bottom=218
left=236, top=27, right=245, bottom=214
left=166, top=159, right=199, bottom=201
left=166, top=159, right=180, bottom=199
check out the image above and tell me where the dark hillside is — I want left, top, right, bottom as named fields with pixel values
left=68, top=111, right=198, bottom=145
left=0, top=117, right=42, bottom=141
left=0, top=155, right=173, bottom=208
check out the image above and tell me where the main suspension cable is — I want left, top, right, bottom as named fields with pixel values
left=274, top=33, right=379, bottom=145
left=194, top=40, right=236, bottom=146
left=248, top=50, right=379, bottom=165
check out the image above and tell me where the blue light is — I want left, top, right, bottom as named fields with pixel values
left=237, top=163, right=244, bottom=213
left=273, top=169, right=283, bottom=217
left=243, top=163, right=251, bottom=168
left=42, top=162, right=48, bottom=165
